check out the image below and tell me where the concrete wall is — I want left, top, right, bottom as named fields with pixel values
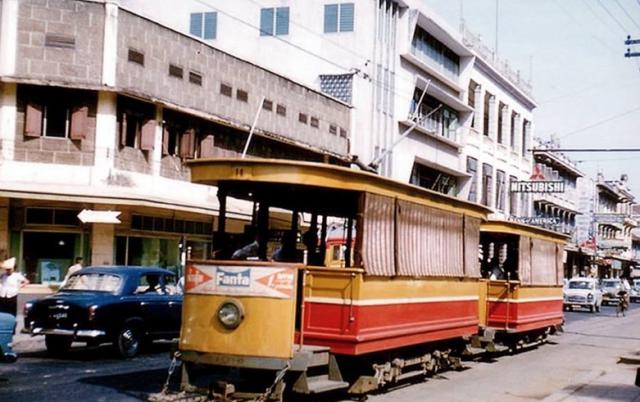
left=14, top=85, right=97, bottom=165
left=116, top=9, right=350, bottom=156
left=15, top=0, right=104, bottom=85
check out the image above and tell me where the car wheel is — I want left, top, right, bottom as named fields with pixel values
left=568, top=305, right=573, bottom=311
left=115, top=324, right=142, bottom=358
left=45, top=335, right=72, bottom=355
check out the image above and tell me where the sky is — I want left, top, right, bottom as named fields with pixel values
left=425, top=0, right=640, bottom=194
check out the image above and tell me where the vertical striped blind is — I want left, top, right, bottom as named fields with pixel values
left=275, top=7, right=289, bottom=35
left=203, top=12, right=217, bottom=40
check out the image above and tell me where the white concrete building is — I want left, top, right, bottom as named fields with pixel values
left=120, top=0, right=536, bottom=215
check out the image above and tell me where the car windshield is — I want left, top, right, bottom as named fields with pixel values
left=568, top=281, right=592, bottom=290
left=61, top=273, right=122, bottom=292
left=602, top=280, right=619, bottom=288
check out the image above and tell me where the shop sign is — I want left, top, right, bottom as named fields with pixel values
left=598, top=239, right=628, bottom=249
left=185, top=264, right=296, bottom=299
left=510, top=181, right=565, bottom=193
left=77, top=209, right=121, bottom=224
left=510, top=216, right=559, bottom=226
left=594, top=213, right=625, bottom=224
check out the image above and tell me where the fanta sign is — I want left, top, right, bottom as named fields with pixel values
left=185, top=264, right=296, bottom=299
left=216, top=269, right=251, bottom=287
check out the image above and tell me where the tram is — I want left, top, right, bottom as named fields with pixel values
left=173, top=158, right=566, bottom=401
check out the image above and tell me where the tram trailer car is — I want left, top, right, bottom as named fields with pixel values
left=173, top=158, right=566, bottom=401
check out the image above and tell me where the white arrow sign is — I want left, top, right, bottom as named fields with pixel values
left=77, top=209, right=121, bottom=224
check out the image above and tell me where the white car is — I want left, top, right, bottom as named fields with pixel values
left=563, top=278, right=603, bottom=313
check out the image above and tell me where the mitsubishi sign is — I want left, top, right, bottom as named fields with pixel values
left=509, top=165, right=565, bottom=193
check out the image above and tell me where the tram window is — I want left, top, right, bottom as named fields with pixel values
left=480, top=235, right=519, bottom=280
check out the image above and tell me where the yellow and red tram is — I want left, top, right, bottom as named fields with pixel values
left=173, top=158, right=566, bottom=400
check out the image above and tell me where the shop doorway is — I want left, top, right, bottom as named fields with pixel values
left=23, top=232, right=78, bottom=284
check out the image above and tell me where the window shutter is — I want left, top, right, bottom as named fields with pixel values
left=69, top=105, right=88, bottom=140
left=179, top=129, right=195, bottom=159
left=120, top=113, right=128, bottom=147
left=24, top=103, right=43, bottom=137
left=204, top=12, right=217, bottom=40
left=339, top=3, right=354, bottom=32
left=275, top=7, right=289, bottom=35
left=324, top=5, right=338, bottom=33
left=260, top=8, right=274, bottom=36
left=162, top=125, right=170, bottom=156
left=190, top=13, right=202, bottom=37
left=140, top=119, right=156, bottom=151
left=199, top=133, right=215, bottom=158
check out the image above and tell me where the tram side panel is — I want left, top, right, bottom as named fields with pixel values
left=302, top=269, right=481, bottom=355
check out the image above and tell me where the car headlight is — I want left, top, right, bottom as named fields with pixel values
left=23, top=302, right=33, bottom=316
left=217, top=299, right=245, bottom=329
left=587, top=293, right=593, bottom=301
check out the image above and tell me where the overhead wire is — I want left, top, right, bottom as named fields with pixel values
left=596, top=0, right=630, bottom=34
left=558, top=105, right=640, bottom=140
left=613, top=0, right=640, bottom=32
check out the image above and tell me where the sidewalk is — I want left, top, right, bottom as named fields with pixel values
left=542, top=364, right=640, bottom=401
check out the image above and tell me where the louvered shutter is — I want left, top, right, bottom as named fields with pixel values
left=275, top=7, right=289, bottom=35
left=69, top=105, right=88, bottom=140
left=179, top=129, right=195, bottom=159
left=339, top=3, right=354, bottom=32
left=204, top=12, right=217, bottom=39
left=24, top=103, right=43, bottom=137
left=140, top=119, right=156, bottom=151
left=190, top=13, right=202, bottom=37
left=199, top=133, right=215, bottom=158
left=260, top=8, right=274, bottom=36
left=324, top=5, right=338, bottom=33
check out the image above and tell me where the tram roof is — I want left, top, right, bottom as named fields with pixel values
left=481, top=219, right=570, bottom=243
left=188, top=158, right=492, bottom=218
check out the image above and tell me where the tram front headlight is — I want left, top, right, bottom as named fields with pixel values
left=217, top=299, right=245, bottom=329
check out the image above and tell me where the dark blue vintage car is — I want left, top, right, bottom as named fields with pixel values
left=0, top=312, right=17, bottom=363
left=23, top=266, right=182, bottom=358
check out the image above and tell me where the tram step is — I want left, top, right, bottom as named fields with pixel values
left=463, top=346, right=486, bottom=356
left=488, top=344, right=510, bottom=353
left=306, top=375, right=349, bottom=394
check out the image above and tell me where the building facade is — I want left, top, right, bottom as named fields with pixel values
left=0, top=0, right=351, bottom=287
left=120, top=0, right=536, bottom=217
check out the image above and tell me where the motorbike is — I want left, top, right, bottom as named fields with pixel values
left=616, top=290, right=630, bottom=317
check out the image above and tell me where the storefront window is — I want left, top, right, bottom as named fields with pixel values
left=22, top=232, right=82, bottom=284
left=115, top=236, right=185, bottom=275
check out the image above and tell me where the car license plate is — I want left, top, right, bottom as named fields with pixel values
left=52, top=312, right=67, bottom=320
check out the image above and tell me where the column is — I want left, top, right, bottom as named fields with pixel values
left=102, top=1, right=119, bottom=87
left=92, top=91, right=117, bottom=184
left=488, top=95, right=497, bottom=141
left=501, top=105, right=510, bottom=147
left=152, top=105, right=163, bottom=176
left=91, top=223, right=115, bottom=265
left=0, top=0, right=18, bottom=76
left=513, top=114, right=522, bottom=156
left=473, top=85, right=483, bottom=133
left=0, top=83, right=17, bottom=160
left=0, top=198, right=8, bottom=258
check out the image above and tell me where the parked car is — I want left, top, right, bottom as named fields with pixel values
left=563, top=277, right=603, bottom=313
left=631, top=279, right=640, bottom=303
left=23, top=266, right=182, bottom=358
left=0, top=312, right=17, bottom=363
left=601, top=278, right=623, bottom=306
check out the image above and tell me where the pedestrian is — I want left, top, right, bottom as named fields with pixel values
left=62, top=256, right=84, bottom=284
left=0, top=257, right=29, bottom=316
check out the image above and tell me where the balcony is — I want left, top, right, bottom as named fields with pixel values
left=405, top=102, right=460, bottom=147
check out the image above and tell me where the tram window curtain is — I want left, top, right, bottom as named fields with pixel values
left=463, top=215, right=481, bottom=277
left=396, top=200, right=464, bottom=277
left=530, top=238, right=557, bottom=285
left=519, top=236, right=532, bottom=285
left=556, top=243, right=564, bottom=285
left=358, top=193, right=396, bottom=276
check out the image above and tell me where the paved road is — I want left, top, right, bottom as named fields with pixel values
left=1, top=304, right=638, bottom=402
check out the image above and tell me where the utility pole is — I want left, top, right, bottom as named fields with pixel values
left=625, top=35, right=640, bottom=58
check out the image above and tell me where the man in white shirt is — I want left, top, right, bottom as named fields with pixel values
left=62, top=257, right=84, bottom=285
left=0, top=257, right=29, bottom=316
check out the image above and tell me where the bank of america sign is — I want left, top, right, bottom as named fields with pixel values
left=510, top=181, right=565, bottom=193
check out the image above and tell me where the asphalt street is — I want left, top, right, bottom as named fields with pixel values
left=0, top=304, right=638, bottom=402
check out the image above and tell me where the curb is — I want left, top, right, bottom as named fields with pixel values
left=540, top=370, right=606, bottom=402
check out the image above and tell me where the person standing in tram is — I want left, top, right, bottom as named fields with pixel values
left=0, top=257, right=29, bottom=316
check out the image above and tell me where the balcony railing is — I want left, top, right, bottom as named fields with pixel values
left=410, top=43, right=459, bottom=82
left=411, top=107, right=459, bottom=143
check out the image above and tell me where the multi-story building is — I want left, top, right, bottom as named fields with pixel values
left=592, top=174, right=637, bottom=278
left=121, top=0, right=536, bottom=217
left=0, top=0, right=350, bottom=287
left=529, top=138, right=583, bottom=278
